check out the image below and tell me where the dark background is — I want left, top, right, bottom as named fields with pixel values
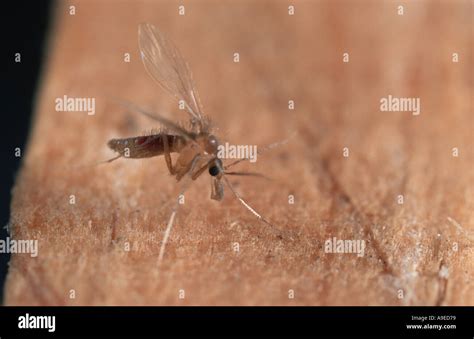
left=0, top=0, right=52, bottom=303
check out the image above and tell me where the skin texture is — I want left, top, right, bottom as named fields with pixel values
left=4, top=0, right=473, bottom=305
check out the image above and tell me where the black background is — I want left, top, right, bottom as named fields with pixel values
left=1, top=0, right=52, bottom=303
left=0, top=306, right=472, bottom=338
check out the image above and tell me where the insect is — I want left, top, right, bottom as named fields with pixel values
left=107, top=23, right=284, bottom=265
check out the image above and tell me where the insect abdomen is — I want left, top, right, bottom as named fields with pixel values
left=107, top=134, right=184, bottom=158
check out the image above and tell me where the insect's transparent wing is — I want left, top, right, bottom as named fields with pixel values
left=138, top=23, right=203, bottom=123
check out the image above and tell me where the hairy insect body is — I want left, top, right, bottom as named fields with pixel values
left=107, top=134, right=185, bottom=158
left=106, top=23, right=280, bottom=265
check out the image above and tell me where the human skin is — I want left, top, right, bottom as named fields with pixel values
left=4, top=0, right=473, bottom=305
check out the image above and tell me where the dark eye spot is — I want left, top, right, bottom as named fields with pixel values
left=209, top=166, right=220, bottom=176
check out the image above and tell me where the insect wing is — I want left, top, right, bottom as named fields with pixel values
left=138, top=23, right=204, bottom=124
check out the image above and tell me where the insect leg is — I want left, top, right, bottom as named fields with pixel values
left=163, top=135, right=176, bottom=175
left=157, top=177, right=191, bottom=267
left=222, top=175, right=283, bottom=238
left=158, top=156, right=201, bottom=267
left=101, top=155, right=122, bottom=164
left=68, top=155, right=122, bottom=171
left=175, top=153, right=203, bottom=182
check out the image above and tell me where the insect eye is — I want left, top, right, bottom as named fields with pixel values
left=208, top=165, right=220, bottom=177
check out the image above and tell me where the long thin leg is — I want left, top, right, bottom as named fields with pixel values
left=102, top=155, right=122, bottom=164
left=157, top=176, right=192, bottom=267
left=163, top=135, right=176, bottom=175
left=175, top=153, right=203, bottom=181
left=69, top=155, right=122, bottom=171
left=222, top=175, right=284, bottom=238
left=157, top=208, right=177, bottom=265
left=157, top=155, right=201, bottom=267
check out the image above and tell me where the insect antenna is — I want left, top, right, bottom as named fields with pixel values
left=224, top=171, right=271, bottom=180
left=224, top=132, right=296, bottom=170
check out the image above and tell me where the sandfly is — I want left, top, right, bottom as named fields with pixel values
left=107, top=23, right=284, bottom=265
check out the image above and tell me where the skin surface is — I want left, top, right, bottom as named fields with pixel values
left=4, top=0, right=473, bottom=305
